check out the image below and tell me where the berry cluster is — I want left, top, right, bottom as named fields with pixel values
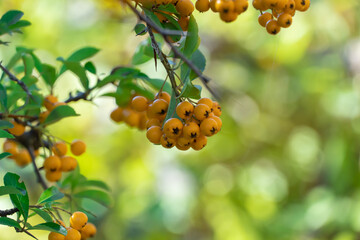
left=44, top=140, right=86, bottom=182
left=147, top=97, right=222, bottom=150
left=254, top=0, right=310, bottom=34
left=196, top=0, right=248, bottom=23
left=110, top=92, right=222, bottom=151
left=2, top=139, right=39, bottom=167
left=49, top=211, right=97, bottom=240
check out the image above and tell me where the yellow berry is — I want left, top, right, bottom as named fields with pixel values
left=70, top=212, right=88, bottom=231
left=44, top=155, right=61, bottom=172
left=70, top=140, right=86, bottom=156
left=52, top=142, right=68, bottom=157
left=146, top=126, right=163, bottom=144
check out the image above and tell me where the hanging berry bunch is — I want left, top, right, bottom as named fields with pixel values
left=254, top=0, right=310, bottom=34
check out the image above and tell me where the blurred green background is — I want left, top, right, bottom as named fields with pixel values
left=1, top=0, right=360, bottom=239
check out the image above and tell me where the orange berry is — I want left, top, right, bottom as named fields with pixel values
left=195, top=0, right=210, bottom=12
left=71, top=140, right=86, bottom=156
left=138, top=112, right=148, bottom=130
left=200, top=118, right=218, bottom=136
left=266, top=19, right=281, bottom=35
left=176, top=136, right=192, bottom=148
left=178, top=16, right=190, bottom=31
left=65, top=228, right=81, bottom=240
left=80, top=223, right=97, bottom=239
left=131, top=96, right=149, bottom=112
left=193, top=104, right=211, bottom=121
left=219, top=11, right=238, bottom=22
left=123, top=109, right=141, bottom=127
left=286, top=0, right=296, bottom=11
left=163, top=118, right=183, bottom=139
left=191, top=135, right=207, bottom=150
left=233, top=0, right=248, bottom=14
left=197, top=98, right=213, bottom=109
left=110, top=107, right=124, bottom=123
left=39, top=111, right=50, bottom=123
left=176, top=101, right=194, bottom=119
left=44, top=155, right=61, bottom=172
left=176, top=143, right=190, bottom=151
left=155, top=92, right=171, bottom=103
left=44, top=95, right=58, bottom=111
left=146, top=118, right=161, bottom=129
left=53, top=102, right=66, bottom=109
left=210, top=116, right=222, bottom=131
left=70, top=212, right=88, bottom=231
left=258, top=12, right=273, bottom=27
left=60, top=156, right=77, bottom=172
left=215, top=0, right=235, bottom=14
left=2, top=140, right=18, bottom=158
left=182, top=122, right=200, bottom=139
left=160, top=134, right=176, bottom=148
left=212, top=101, right=222, bottom=117
left=277, top=13, right=292, bottom=28
left=252, top=0, right=267, bottom=10
left=8, top=120, right=25, bottom=136
left=48, top=232, right=65, bottom=240
left=209, top=0, right=218, bottom=12
left=176, top=0, right=195, bottom=16
left=13, top=149, right=31, bottom=166
left=148, top=99, right=168, bottom=119
left=294, top=0, right=310, bottom=11
left=45, top=171, right=62, bottom=182
left=146, top=126, right=163, bottom=144
left=52, top=142, right=67, bottom=157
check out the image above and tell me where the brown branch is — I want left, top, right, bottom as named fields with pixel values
left=0, top=113, right=38, bottom=121
left=0, top=61, right=34, bottom=99
left=0, top=208, right=19, bottom=217
left=27, top=146, right=48, bottom=190
left=147, top=25, right=180, bottom=97
left=125, top=1, right=220, bottom=99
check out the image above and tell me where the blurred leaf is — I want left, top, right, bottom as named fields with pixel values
left=0, top=186, right=26, bottom=196
left=42, top=105, right=79, bottom=125
left=85, top=61, right=96, bottom=74
left=0, top=10, right=23, bottom=26
left=3, top=173, right=29, bottom=222
left=0, top=217, right=21, bottom=229
left=0, top=83, right=7, bottom=111
left=40, top=64, right=57, bottom=87
left=78, top=180, right=110, bottom=191
left=182, top=15, right=198, bottom=58
left=28, top=222, right=67, bottom=235
left=143, top=9, right=163, bottom=30
left=0, top=120, right=14, bottom=129
left=157, top=4, right=178, bottom=13
left=140, top=77, right=171, bottom=94
left=8, top=20, right=31, bottom=30
left=134, top=23, right=147, bottom=36
left=22, top=54, right=34, bottom=76
left=62, top=61, right=89, bottom=89
left=0, top=129, right=14, bottom=139
left=59, top=47, right=99, bottom=75
left=73, top=190, right=112, bottom=207
left=189, top=49, right=206, bottom=80
left=37, top=186, right=64, bottom=204
left=132, top=39, right=153, bottom=65
left=30, top=208, right=53, bottom=222
left=0, top=152, right=12, bottom=160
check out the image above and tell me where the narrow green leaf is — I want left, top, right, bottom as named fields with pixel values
left=22, top=54, right=34, bottom=76
left=28, top=222, right=67, bottom=235
left=40, top=64, right=57, bottom=87
left=42, top=105, right=79, bottom=125
left=63, top=61, right=89, bottom=89
left=78, top=180, right=110, bottom=191
left=0, top=129, right=14, bottom=139
left=8, top=20, right=31, bottom=30
left=59, top=47, right=99, bottom=75
left=0, top=152, right=12, bottom=160
left=0, top=186, right=26, bottom=196
left=30, top=53, right=43, bottom=73
left=0, top=84, right=7, bottom=111
left=163, top=90, right=179, bottom=124
left=30, top=208, right=53, bottom=222
left=189, top=49, right=206, bottom=80
left=3, top=173, right=29, bottom=222
left=0, top=120, right=14, bottom=129
left=73, top=190, right=112, bottom=207
left=84, top=61, right=96, bottom=74
left=0, top=217, right=21, bottom=229
left=38, top=186, right=64, bottom=204
left=182, top=15, right=199, bottom=58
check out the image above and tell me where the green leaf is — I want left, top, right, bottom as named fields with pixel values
left=30, top=208, right=53, bottom=222
left=40, top=64, right=57, bottom=87
left=138, top=76, right=171, bottom=94
left=42, top=105, right=79, bottom=125
left=8, top=20, right=31, bottom=30
left=163, top=90, right=179, bottom=124
left=0, top=186, right=26, bottom=196
left=134, top=23, right=147, bottom=36
left=78, top=180, right=110, bottom=191
left=0, top=152, right=12, bottom=160
left=38, top=186, right=65, bottom=204
left=157, top=4, right=178, bottom=14
left=3, top=173, right=29, bottom=222
left=182, top=15, right=199, bottom=58
left=62, top=61, right=89, bottom=89
left=22, top=54, right=34, bottom=76
left=1, top=10, right=23, bottom=25
left=0, top=84, right=7, bottom=112
left=59, top=47, right=99, bottom=75
left=84, top=61, right=96, bottom=74
left=143, top=9, right=163, bottom=30
left=73, top=190, right=112, bottom=207
left=0, top=120, right=14, bottom=129
left=132, top=40, right=153, bottom=65
left=189, top=49, right=206, bottom=80
left=0, top=217, right=21, bottom=229
left=180, top=80, right=202, bottom=99
left=0, top=129, right=14, bottom=139
left=30, top=53, right=43, bottom=73
left=28, top=222, right=67, bottom=235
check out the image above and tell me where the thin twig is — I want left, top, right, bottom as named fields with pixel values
left=0, top=208, right=19, bottom=217
left=27, top=146, right=48, bottom=190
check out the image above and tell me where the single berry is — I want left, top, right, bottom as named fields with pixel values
left=48, top=232, right=65, bottom=240
left=193, top=104, right=211, bottom=120
left=65, top=228, right=81, bottom=240
left=131, top=96, right=149, bottom=112
left=200, top=118, right=218, bottom=136
left=46, top=171, right=62, bottom=182
left=163, top=118, right=183, bottom=139
left=266, top=19, right=281, bottom=35
left=80, top=223, right=97, bottom=238
left=182, top=122, right=200, bottom=139
left=160, top=135, right=176, bottom=148
left=44, top=155, right=61, bottom=172
left=110, top=107, right=124, bottom=123
left=52, top=142, right=68, bottom=157
left=176, top=101, right=194, bottom=119
left=60, top=156, right=77, bottom=172
left=146, top=126, right=163, bottom=144
left=70, top=212, right=88, bottom=231
left=191, top=135, right=208, bottom=150
left=71, top=140, right=86, bottom=156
